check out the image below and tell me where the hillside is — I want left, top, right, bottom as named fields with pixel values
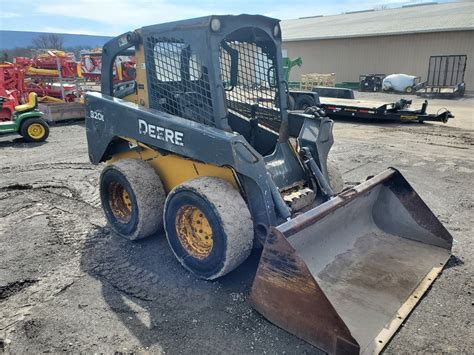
left=0, top=30, right=112, bottom=49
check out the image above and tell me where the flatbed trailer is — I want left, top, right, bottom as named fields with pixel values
left=317, top=98, right=453, bottom=123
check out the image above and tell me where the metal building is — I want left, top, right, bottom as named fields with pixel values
left=281, top=2, right=474, bottom=92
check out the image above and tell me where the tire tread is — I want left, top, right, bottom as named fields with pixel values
left=164, top=177, right=253, bottom=279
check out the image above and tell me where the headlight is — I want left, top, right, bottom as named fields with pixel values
left=273, top=25, right=280, bottom=37
left=211, top=18, right=221, bottom=32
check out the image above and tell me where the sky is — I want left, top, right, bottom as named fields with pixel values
left=0, top=0, right=457, bottom=36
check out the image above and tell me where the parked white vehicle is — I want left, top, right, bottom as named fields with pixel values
left=382, top=74, right=419, bottom=93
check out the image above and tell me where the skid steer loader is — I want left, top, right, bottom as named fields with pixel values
left=85, top=15, right=453, bottom=354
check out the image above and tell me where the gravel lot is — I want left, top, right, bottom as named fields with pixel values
left=0, top=92, right=472, bottom=354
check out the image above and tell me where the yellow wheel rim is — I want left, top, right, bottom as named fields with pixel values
left=108, top=181, right=133, bottom=223
left=27, top=123, right=46, bottom=139
left=176, top=205, right=213, bottom=259
left=122, top=189, right=132, bottom=212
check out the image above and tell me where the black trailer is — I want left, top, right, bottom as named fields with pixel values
left=416, top=55, right=467, bottom=97
left=317, top=98, right=453, bottom=123
left=286, top=87, right=354, bottom=110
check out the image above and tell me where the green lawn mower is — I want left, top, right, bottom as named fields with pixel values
left=0, top=92, right=49, bottom=142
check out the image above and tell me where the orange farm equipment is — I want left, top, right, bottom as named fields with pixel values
left=0, top=63, right=27, bottom=121
left=15, top=51, right=78, bottom=79
left=80, top=49, right=135, bottom=82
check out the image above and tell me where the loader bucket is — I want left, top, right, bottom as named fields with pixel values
left=250, top=168, right=452, bottom=354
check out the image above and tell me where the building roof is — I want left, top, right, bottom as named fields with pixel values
left=281, top=2, right=474, bottom=42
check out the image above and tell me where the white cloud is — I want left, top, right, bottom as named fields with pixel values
left=40, top=27, right=103, bottom=36
left=0, top=12, right=21, bottom=19
left=37, top=0, right=216, bottom=34
left=11, top=0, right=449, bottom=35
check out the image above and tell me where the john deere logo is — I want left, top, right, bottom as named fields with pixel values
left=138, top=118, right=184, bottom=146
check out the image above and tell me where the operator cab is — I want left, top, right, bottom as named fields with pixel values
left=105, top=16, right=327, bottom=196
left=137, top=16, right=289, bottom=158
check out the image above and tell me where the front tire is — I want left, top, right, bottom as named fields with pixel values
left=100, top=159, right=165, bottom=240
left=164, top=177, right=253, bottom=280
left=21, top=117, right=49, bottom=142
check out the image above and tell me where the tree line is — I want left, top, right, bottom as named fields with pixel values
left=2, top=33, right=98, bottom=62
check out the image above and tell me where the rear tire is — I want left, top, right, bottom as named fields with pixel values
left=164, top=177, right=253, bottom=280
left=21, top=117, right=49, bottom=142
left=100, top=159, right=165, bottom=240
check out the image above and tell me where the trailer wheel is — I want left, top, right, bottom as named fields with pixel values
left=405, top=86, right=414, bottom=94
left=327, top=158, right=344, bottom=194
left=20, top=117, right=49, bottom=142
left=100, top=159, right=165, bottom=240
left=295, top=95, right=316, bottom=110
left=164, top=177, right=253, bottom=280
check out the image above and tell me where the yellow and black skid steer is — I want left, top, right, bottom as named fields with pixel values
left=84, top=15, right=453, bottom=354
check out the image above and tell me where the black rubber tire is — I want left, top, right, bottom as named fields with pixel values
left=295, top=94, right=316, bottom=110
left=20, top=117, right=49, bottom=142
left=100, top=159, right=165, bottom=241
left=164, top=177, right=253, bottom=280
left=327, top=157, right=344, bottom=194
left=405, top=86, right=414, bottom=94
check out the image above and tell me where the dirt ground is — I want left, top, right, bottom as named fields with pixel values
left=0, top=92, right=472, bottom=354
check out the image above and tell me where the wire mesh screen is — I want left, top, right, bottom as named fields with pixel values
left=427, top=55, right=467, bottom=87
left=145, top=36, right=215, bottom=126
left=219, top=40, right=281, bottom=124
